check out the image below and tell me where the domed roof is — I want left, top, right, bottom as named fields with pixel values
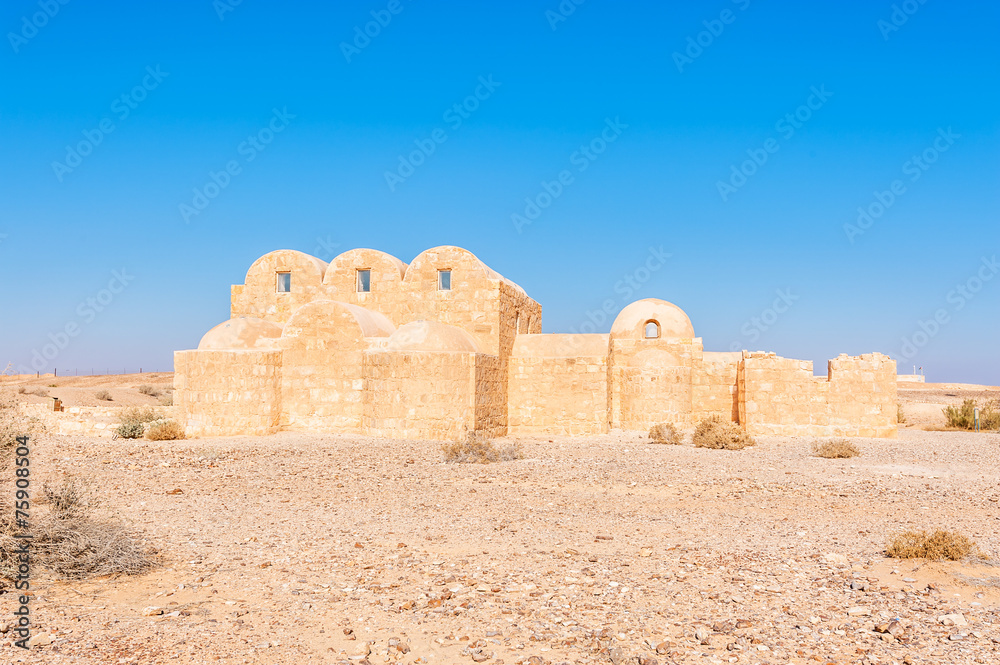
left=610, top=298, right=695, bottom=340
left=198, top=317, right=283, bottom=350
left=386, top=321, right=483, bottom=353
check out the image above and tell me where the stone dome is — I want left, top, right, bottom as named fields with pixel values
left=198, top=317, right=283, bottom=350
left=386, top=321, right=483, bottom=353
left=610, top=298, right=695, bottom=340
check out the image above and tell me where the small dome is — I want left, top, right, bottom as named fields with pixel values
left=386, top=321, right=482, bottom=353
left=610, top=298, right=695, bottom=340
left=198, top=318, right=283, bottom=350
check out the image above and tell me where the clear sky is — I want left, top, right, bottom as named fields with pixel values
left=1, top=0, right=997, bottom=383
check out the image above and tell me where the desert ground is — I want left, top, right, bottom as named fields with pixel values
left=1, top=374, right=999, bottom=665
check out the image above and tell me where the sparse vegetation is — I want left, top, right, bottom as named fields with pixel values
left=812, top=439, right=860, bottom=459
left=443, top=433, right=523, bottom=464
left=114, top=406, right=161, bottom=439
left=137, top=384, right=162, bottom=398
left=648, top=422, right=682, bottom=445
left=17, top=386, right=27, bottom=394
left=95, top=390, right=113, bottom=401
left=1, top=388, right=42, bottom=458
left=29, top=387, right=49, bottom=398
left=145, top=419, right=185, bottom=441
left=897, top=403, right=906, bottom=424
left=943, top=399, right=1000, bottom=430
left=0, top=477, right=156, bottom=579
left=692, top=416, right=756, bottom=450
left=159, top=393, right=173, bottom=406
left=887, top=530, right=975, bottom=561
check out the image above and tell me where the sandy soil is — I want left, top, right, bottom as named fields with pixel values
left=1, top=376, right=999, bottom=665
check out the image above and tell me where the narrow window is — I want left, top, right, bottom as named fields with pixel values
left=644, top=320, right=660, bottom=339
left=515, top=312, right=521, bottom=335
left=438, top=269, right=451, bottom=291
left=276, top=272, right=291, bottom=293
left=357, top=269, right=371, bottom=293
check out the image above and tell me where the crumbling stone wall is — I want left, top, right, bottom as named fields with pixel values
left=738, top=352, right=897, bottom=438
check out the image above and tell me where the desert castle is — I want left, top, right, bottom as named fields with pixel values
left=174, top=246, right=898, bottom=440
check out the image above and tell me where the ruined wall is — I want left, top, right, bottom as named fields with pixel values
left=231, top=250, right=330, bottom=324
left=692, top=352, right=741, bottom=422
left=508, top=334, right=609, bottom=436
left=173, top=349, right=282, bottom=436
left=738, top=352, right=897, bottom=438
left=362, top=350, right=478, bottom=441
left=278, top=300, right=393, bottom=433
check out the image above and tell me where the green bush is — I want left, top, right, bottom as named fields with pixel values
left=944, top=399, right=1000, bottom=430
left=114, top=406, right=161, bottom=439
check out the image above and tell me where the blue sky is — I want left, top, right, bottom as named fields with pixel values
left=1, top=0, right=997, bottom=383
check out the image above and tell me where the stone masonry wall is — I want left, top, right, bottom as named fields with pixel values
left=692, top=353, right=740, bottom=422
left=174, top=349, right=282, bottom=436
left=508, top=335, right=608, bottom=436
left=363, top=350, right=477, bottom=441
left=738, top=352, right=897, bottom=438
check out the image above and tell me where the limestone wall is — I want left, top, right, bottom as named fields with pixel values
left=279, top=300, right=393, bottom=433
left=692, top=352, right=741, bottom=422
left=321, top=248, right=408, bottom=324
left=609, top=338, right=700, bottom=431
left=474, top=354, right=507, bottom=437
left=507, top=334, right=609, bottom=436
left=363, top=350, right=478, bottom=441
left=174, top=349, right=282, bottom=436
left=738, top=352, right=897, bottom=438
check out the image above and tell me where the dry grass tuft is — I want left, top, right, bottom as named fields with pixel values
left=145, top=419, right=185, bottom=441
left=0, top=388, right=42, bottom=459
left=159, top=393, right=173, bottom=406
left=692, top=416, right=756, bottom=450
left=812, top=439, right=860, bottom=459
left=443, top=433, right=523, bottom=464
left=95, top=390, right=113, bottom=401
left=648, top=422, right=682, bottom=445
left=0, top=477, right=157, bottom=580
left=30, top=387, right=49, bottom=398
left=886, top=530, right=975, bottom=561
left=897, top=403, right=906, bottom=424
left=137, top=384, right=161, bottom=397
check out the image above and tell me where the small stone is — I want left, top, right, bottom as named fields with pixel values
left=609, top=646, right=628, bottom=664
left=28, top=632, right=52, bottom=647
left=847, top=606, right=872, bottom=616
left=694, top=626, right=710, bottom=644
left=638, top=547, right=653, bottom=557
left=938, top=613, right=968, bottom=627
left=637, top=657, right=658, bottom=665
left=141, top=607, right=163, bottom=616
left=470, top=648, right=490, bottom=662
left=655, top=641, right=671, bottom=654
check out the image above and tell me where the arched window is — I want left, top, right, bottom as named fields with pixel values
left=644, top=320, right=660, bottom=339
left=515, top=312, right=521, bottom=335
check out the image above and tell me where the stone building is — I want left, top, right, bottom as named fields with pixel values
left=174, top=246, right=898, bottom=440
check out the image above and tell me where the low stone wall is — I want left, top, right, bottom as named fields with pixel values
left=174, top=349, right=283, bottom=436
left=738, top=352, right=897, bottom=438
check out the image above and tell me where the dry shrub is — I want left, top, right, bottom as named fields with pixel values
left=159, top=393, right=173, bottom=406
left=95, top=390, right=113, bottom=401
left=897, top=403, right=906, bottom=424
left=443, top=433, right=522, bottom=464
left=648, top=422, right=682, bottom=445
left=30, top=388, right=49, bottom=398
left=145, top=419, right=185, bottom=441
left=887, top=530, right=975, bottom=561
left=944, top=399, right=1000, bottom=430
left=812, top=439, right=860, bottom=459
left=17, top=387, right=27, bottom=394
left=693, top=416, right=756, bottom=450
left=137, top=384, right=161, bottom=397
left=115, top=406, right=161, bottom=440
left=0, top=388, right=42, bottom=459
left=0, top=478, right=157, bottom=580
